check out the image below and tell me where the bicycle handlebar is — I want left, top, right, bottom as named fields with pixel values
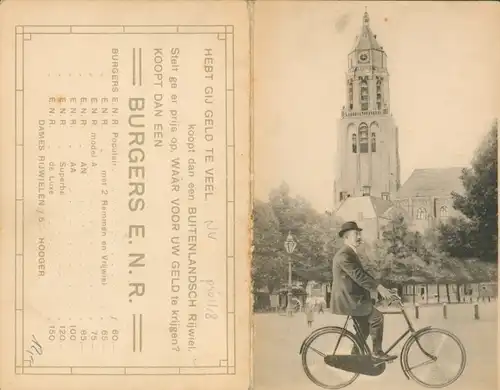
left=385, top=295, right=404, bottom=309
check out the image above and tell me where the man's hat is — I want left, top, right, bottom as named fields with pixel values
left=338, top=221, right=362, bottom=238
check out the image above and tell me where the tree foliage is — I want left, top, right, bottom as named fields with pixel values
left=253, top=139, right=499, bottom=293
left=441, top=119, right=498, bottom=263
left=252, top=200, right=285, bottom=293
left=252, top=183, right=344, bottom=291
left=367, top=214, right=435, bottom=283
left=367, top=213, right=491, bottom=284
left=436, top=217, right=477, bottom=259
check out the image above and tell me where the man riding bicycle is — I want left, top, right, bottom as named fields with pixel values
left=330, top=221, right=398, bottom=362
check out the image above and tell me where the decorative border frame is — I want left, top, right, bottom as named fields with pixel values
left=14, top=25, right=236, bottom=376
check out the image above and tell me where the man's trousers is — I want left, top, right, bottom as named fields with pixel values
left=352, top=306, right=384, bottom=354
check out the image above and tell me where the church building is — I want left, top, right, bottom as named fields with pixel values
left=333, top=11, right=465, bottom=237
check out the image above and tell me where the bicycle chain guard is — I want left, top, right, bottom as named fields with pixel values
left=324, top=355, right=386, bottom=376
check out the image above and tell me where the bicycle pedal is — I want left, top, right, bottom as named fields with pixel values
left=372, top=355, right=397, bottom=366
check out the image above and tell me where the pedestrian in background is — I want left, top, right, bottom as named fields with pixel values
left=305, top=303, right=314, bottom=328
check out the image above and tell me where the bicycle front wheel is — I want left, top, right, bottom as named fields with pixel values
left=402, top=328, right=466, bottom=388
left=301, top=327, right=362, bottom=389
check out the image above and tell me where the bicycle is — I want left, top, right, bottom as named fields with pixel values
left=278, top=298, right=302, bottom=316
left=299, top=297, right=466, bottom=389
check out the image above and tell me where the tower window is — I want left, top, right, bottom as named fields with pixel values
left=352, top=134, right=357, bottom=153
left=381, top=192, right=390, bottom=200
left=348, top=80, right=353, bottom=111
left=360, top=80, right=369, bottom=111
left=376, top=79, right=382, bottom=110
left=359, top=124, right=368, bottom=153
left=371, top=132, right=376, bottom=152
left=416, top=208, right=427, bottom=220
left=362, top=186, right=371, bottom=196
left=440, top=206, right=448, bottom=218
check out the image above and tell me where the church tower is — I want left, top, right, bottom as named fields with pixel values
left=334, top=11, right=401, bottom=209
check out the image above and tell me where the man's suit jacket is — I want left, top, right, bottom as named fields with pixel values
left=330, top=245, right=378, bottom=317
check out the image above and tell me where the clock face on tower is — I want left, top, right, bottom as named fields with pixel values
left=358, top=51, right=369, bottom=63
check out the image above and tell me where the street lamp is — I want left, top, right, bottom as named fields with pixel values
left=284, top=231, right=297, bottom=317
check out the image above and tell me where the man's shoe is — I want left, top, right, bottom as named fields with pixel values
left=372, top=351, right=397, bottom=362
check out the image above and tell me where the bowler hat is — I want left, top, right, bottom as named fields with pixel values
left=338, top=221, right=362, bottom=238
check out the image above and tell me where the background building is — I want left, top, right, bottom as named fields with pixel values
left=335, top=195, right=410, bottom=241
left=333, top=11, right=401, bottom=207
left=334, top=11, right=465, bottom=235
left=394, top=167, right=465, bottom=231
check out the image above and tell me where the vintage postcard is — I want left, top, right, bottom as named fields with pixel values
left=1, top=1, right=499, bottom=390
left=253, top=2, right=498, bottom=390
left=0, top=1, right=250, bottom=389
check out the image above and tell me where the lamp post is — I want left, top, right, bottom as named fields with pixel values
left=284, top=231, right=297, bottom=317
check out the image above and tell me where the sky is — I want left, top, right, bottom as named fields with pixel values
left=253, top=1, right=500, bottom=212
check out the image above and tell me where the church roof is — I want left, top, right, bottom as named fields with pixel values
left=336, top=195, right=393, bottom=218
left=352, top=11, right=381, bottom=51
left=397, top=167, right=466, bottom=198
left=370, top=196, right=393, bottom=216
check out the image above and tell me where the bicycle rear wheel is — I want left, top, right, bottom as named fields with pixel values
left=402, top=328, right=466, bottom=388
left=301, top=327, right=362, bottom=389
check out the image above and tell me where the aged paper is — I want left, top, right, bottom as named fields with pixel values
left=252, top=2, right=499, bottom=390
left=0, top=1, right=250, bottom=389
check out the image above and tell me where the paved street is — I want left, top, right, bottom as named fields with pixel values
left=253, top=302, right=497, bottom=390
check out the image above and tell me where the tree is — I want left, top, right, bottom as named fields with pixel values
left=292, top=211, right=345, bottom=283
left=448, top=119, right=498, bottom=263
left=379, top=214, right=430, bottom=261
left=267, top=182, right=342, bottom=271
left=252, top=200, right=286, bottom=294
left=436, top=217, right=477, bottom=259
left=361, top=241, right=394, bottom=282
left=369, top=215, right=418, bottom=282
left=373, top=213, right=453, bottom=284
left=252, top=183, right=345, bottom=290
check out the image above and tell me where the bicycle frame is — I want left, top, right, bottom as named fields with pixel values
left=381, top=301, right=419, bottom=355
left=386, top=301, right=436, bottom=360
left=301, top=302, right=466, bottom=388
left=332, top=300, right=435, bottom=361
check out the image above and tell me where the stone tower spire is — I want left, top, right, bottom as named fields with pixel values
left=333, top=11, right=401, bottom=209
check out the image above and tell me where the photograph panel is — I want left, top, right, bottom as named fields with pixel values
left=252, top=2, right=499, bottom=390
